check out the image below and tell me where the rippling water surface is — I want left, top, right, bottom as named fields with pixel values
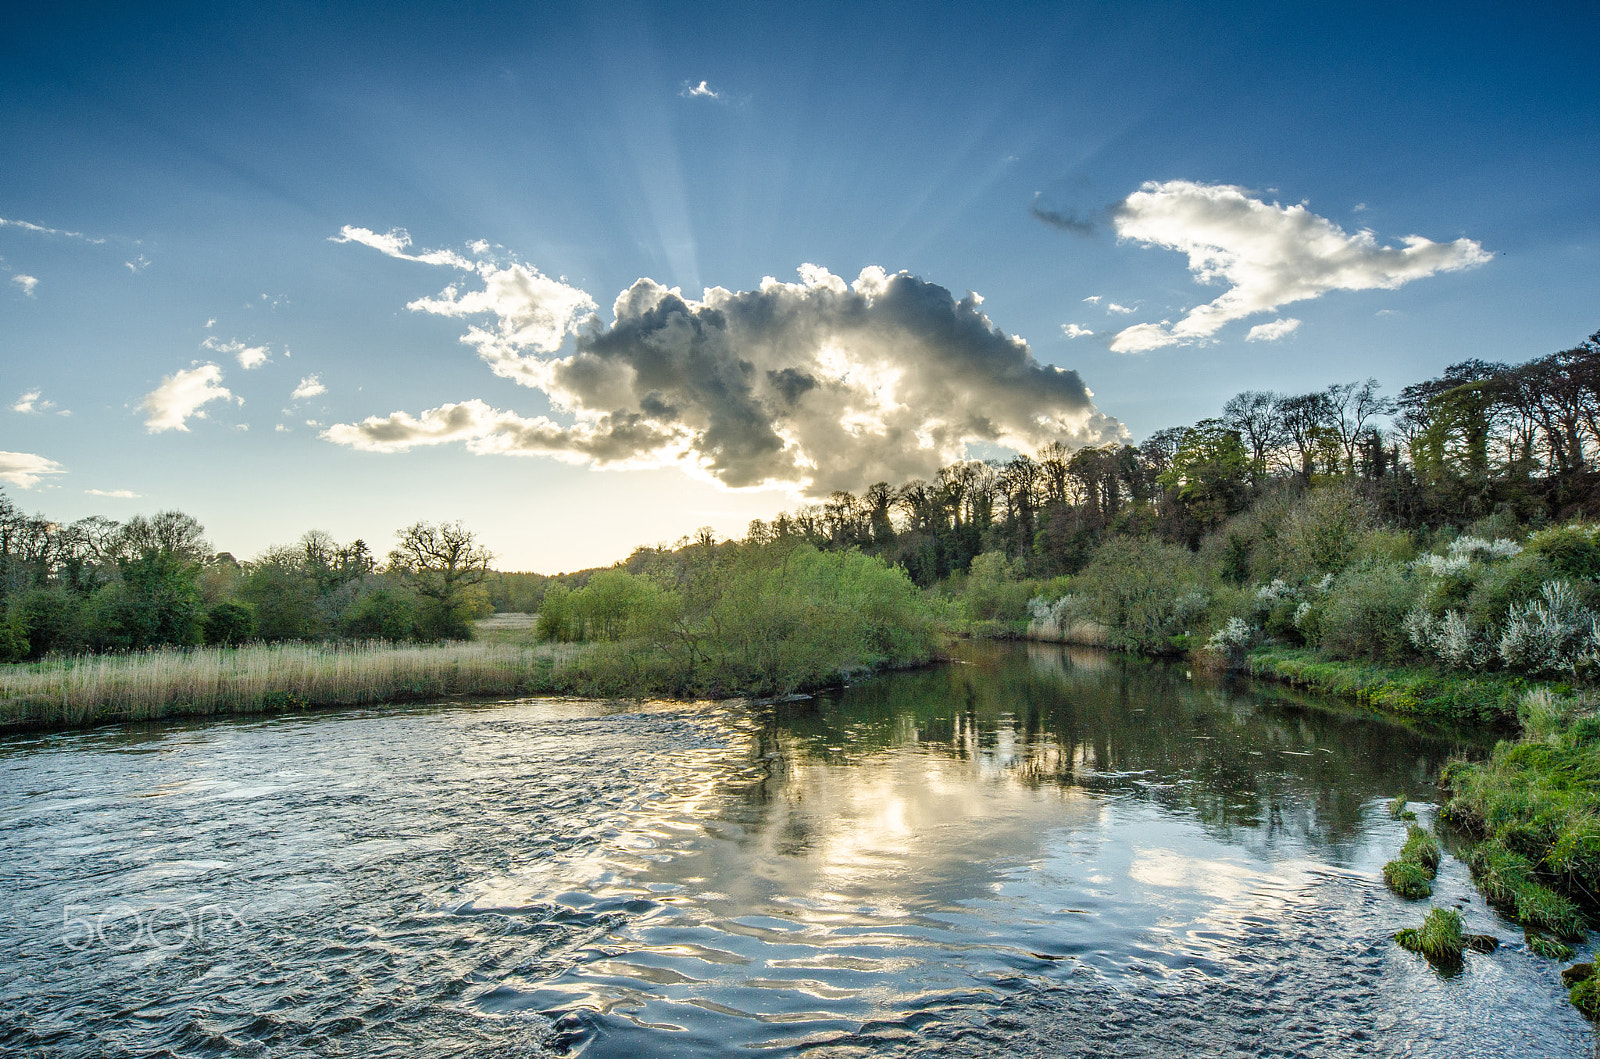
left=1, top=642, right=1593, bottom=1057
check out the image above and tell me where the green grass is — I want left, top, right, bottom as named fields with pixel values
left=1394, top=908, right=1466, bottom=968
left=1388, top=797, right=1417, bottom=820
left=1246, top=647, right=1533, bottom=724
left=1383, top=859, right=1434, bottom=900
left=1383, top=823, right=1443, bottom=899
left=1526, top=931, right=1574, bottom=960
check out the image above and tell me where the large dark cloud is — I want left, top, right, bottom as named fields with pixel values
left=327, top=261, right=1125, bottom=494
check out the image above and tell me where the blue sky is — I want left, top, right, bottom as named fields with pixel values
left=2, top=1, right=1596, bottom=571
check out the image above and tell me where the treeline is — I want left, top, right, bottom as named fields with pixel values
left=0, top=499, right=494, bottom=661
left=723, top=329, right=1600, bottom=583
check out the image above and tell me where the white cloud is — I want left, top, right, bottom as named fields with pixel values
left=1061, top=324, right=1094, bottom=339
left=202, top=335, right=272, bottom=369
left=275, top=423, right=289, bottom=433
left=1245, top=317, right=1301, bottom=342
left=681, top=80, right=720, bottom=99
left=291, top=374, right=327, bottom=400
left=85, top=488, right=139, bottom=499
left=0, top=215, right=105, bottom=243
left=407, top=263, right=598, bottom=370
left=141, top=364, right=238, bottom=432
left=1105, top=302, right=1135, bottom=315
left=1082, top=295, right=1102, bottom=304
left=0, top=451, right=65, bottom=488
left=1107, top=180, right=1491, bottom=353
left=13, top=389, right=52, bottom=414
left=330, top=226, right=476, bottom=269
left=327, top=263, right=1125, bottom=494
left=125, top=254, right=150, bottom=273
left=11, top=274, right=38, bottom=297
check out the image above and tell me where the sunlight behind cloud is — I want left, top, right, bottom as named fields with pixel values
left=325, top=257, right=1126, bottom=495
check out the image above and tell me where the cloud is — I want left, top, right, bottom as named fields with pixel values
left=141, top=364, right=238, bottom=432
left=202, top=335, right=272, bottom=369
left=335, top=225, right=598, bottom=366
left=11, top=274, right=38, bottom=296
left=0, top=451, right=65, bottom=488
left=681, top=80, right=720, bottom=99
left=327, top=263, right=1126, bottom=494
left=1061, top=324, right=1094, bottom=339
left=0, top=215, right=105, bottom=244
left=1082, top=295, right=1102, bottom=304
left=1245, top=317, right=1302, bottom=342
left=291, top=374, right=326, bottom=400
left=1030, top=201, right=1099, bottom=236
left=13, top=390, right=53, bottom=414
left=125, top=254, right=149, bottom=273
left=1106, top=180, right=1491, bottom=353
left=407, top=263, right=597, bottom=367
left=329, top=226, right=475, bottom=268
left=85, top=488, right=139, bottom=499
left=1105, top=302, right=1135, bottom=315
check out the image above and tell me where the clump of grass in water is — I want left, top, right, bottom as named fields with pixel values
left=1389, top=796, right=1417, bottom=821
left=1395, top=908, right=1466, bottom=968
left=1394, top=908, right=1499, bottom=970
left=1383, top=823, right=1442, bottom=900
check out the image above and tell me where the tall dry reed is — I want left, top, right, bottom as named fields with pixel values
left=0, top=641, right=583, bottom=730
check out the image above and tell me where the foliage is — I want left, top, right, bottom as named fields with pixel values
left=1071, top=537, right=1207, bottom=654
left=1317, top=559, right=1419, bottom=662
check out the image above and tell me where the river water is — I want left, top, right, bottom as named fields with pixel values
left=0, top=642, right=1592, bottom=1057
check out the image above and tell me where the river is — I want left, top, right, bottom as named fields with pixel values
left=0, top=641, right=1591, bottom=1057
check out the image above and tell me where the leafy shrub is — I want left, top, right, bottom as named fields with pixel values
left=1072, top=538, right=1208, bottom=654
left=1526, top=524, right=1600, bottom=581
left=1317, top=559, right=1419, bottom=662
left=203, top=600, right=257, bottom=645
left=1276, top=486, right=1377, bottom=580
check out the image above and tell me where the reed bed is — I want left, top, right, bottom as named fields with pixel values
left=0, top=641, right=584, bottom=731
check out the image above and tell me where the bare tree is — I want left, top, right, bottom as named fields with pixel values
left=1221, top=390, right=1286, bottom=481
left=388, top=521, right=493, bottom=638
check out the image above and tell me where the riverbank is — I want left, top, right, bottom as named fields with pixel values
left=1243, top=646, right=1534, bottom=726
left=0, top=641, right=582, bottom=732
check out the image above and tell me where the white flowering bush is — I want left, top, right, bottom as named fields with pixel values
left=1404, top=606, right=1495, bottom=670
left=1498, top=581, right=1600, bottom=679
left=1448, top=536, right=1523, bottom=561
left=1412, top=553, right=1474, bottom=577
left=1206, top=617, right=1256, bottom=666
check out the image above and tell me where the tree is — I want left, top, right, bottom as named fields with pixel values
left=1222, top=390, right=1286, bottom=483
left=388, top=521, right=493, bottom=639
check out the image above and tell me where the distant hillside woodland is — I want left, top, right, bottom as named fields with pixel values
left=5, top=330, right=1600, bottom=682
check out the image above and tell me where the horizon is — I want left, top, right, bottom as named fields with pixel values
left=3, top=1, right=1596, bottom=573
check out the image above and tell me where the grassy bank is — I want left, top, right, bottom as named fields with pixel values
left=0, top=641, right=582, bottom=731
left=1244, top=646, right=1533, bottom=725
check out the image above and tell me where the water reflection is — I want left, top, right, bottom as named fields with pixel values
left=0, top=643, right=1588, bottom=1058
